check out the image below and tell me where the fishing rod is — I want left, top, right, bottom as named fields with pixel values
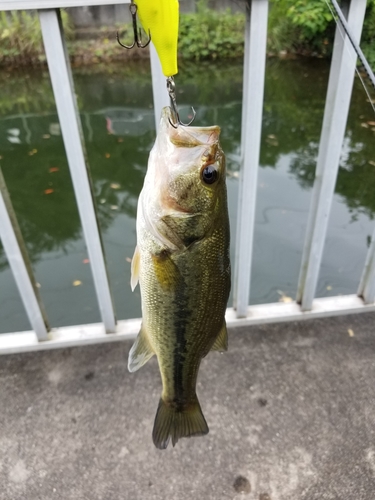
left=326, top=0, right=375, bottom=92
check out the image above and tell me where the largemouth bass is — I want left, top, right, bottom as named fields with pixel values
left=129, top=107, right=231, bottom=449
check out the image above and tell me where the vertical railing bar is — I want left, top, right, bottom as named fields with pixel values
left=296, top=0, right=367, bottom=311
left=296, top=0, right=351, bottom=305
left=38, top=8, right=116, bottom=332
left=0, top=168, right=49, bottom=340
left=233, top=0, right=251, bottom=310
left=233, top=0, right=269, bottom=318
left=358, top=226, right=375, bottom=303
left=150, top=43, right=169, bottom=131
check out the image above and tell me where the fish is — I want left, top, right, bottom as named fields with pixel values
left=129, top=107, right=231, bottom=449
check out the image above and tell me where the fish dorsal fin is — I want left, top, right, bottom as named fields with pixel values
left=130, top=245, right=140, bottom=291
left=128, top=324, right=154, bottom=372
left=211, top=322, right=228, bottom=352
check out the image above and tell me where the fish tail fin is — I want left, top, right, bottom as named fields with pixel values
left=152, top=396, right=209, bottom=450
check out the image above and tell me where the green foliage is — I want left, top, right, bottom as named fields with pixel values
left=1, top=1, right=375, bottom=67
left=268, top=0, right=334, bottom=55
left=362, top=0, right=375, bottom=67
left=0, top=10, right=72, bottom=65
left=287, top=1, right=333, bottom=37
left=178, top=0, right=245, bottom=60
left=269, top=0, right=375, bottom=60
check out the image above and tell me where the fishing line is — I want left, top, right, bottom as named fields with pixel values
left=324, top=0, right=375, bottom=115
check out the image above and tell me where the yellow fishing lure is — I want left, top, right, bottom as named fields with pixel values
left=135, top=0, right=179, bottom=77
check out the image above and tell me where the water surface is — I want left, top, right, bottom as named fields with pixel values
left=0, top=58, right=375, bottom=333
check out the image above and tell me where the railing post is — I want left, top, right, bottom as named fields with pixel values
left=233, top=0, right=268, bottom=318
left=296, top=0, right=367, bottom=310
left=0, top=169, right=49, bottom=340
left=38, top=8, right=116, bottom=332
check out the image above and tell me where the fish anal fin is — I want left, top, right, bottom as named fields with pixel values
left=130, top=245, right=140, bottom=291
left=152, top=396, right=209, bottom=450
left=211, top=321, right=228, bottom=352
left=128, top=324, right=154, bottom=373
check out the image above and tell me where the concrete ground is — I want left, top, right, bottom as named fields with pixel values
left=1, top=312, right=375, bottom=500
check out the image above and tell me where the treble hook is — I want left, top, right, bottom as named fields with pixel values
left=166, top=77, right=196, bottom=128
left=116, top=1, right=151, bottom=50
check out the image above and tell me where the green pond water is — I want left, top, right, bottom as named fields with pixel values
left=0, top=58, right=375, bottom=333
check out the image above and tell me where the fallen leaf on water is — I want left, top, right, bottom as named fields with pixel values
left=42, top=134, right=51, bottom=139
left=326, top=285, right=332, bottom=290
left=8, top=136, right=21, bottom=144
left=49, top=123, right=61, bottom=136
left=348, top=328, right=354, bottom=337
left=49, top=167, right=59, bottom=173
left=36, top=282, right=41, bottom=288
left=82, top=259, right=90, bottom=264
left=73, top=280, right=82, bottom=286
left=280, top=296, right=293, bottom=303
left=44, top=189, right=54, bottom=195
left=361, top=123, right=369, bottom=128
left=368, top=121, right=375, bottom=126
left=110, top=183, right=120, bottom=189
left=126, top=257, right=132, bottom=263
left=117, top=138, right=124, bottom=143
left=110, top=205, right=119, bottom=210
left=100, top=198, right=106, bottom=204
left=277, top=290, right=293, bottom=303
left=105, top=153, right=111, bottom=158
left=28, top=149, right=38, bottom=156
left=0, top=155, right=2, bottom=160
left=369, top=161, right=375, bottom=166
left=7, top=128, right=20, bottom=136
left=266, top=136, right=279, bottom=146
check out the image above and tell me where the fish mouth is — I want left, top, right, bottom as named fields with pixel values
left=161, top=107, right=221, bottom=147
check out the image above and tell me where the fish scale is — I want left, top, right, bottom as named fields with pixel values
left=128, top=107, right=231, bottom=449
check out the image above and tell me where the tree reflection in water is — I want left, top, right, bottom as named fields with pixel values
left=0, top=58, right=375, bottom=330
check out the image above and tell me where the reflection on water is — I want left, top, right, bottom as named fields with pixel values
left=0, top=58, right=375, bottom=333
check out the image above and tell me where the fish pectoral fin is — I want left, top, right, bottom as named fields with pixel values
left=130, top=245, right=140, bottom=291
left=128, top=324, right=154, bottom=372
left=152, top=396, right=209, bottom=450
left=211, top=321, right=228, bottom=352
left=151, top=250, right=183, bottom=290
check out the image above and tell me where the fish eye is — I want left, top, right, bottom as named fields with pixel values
left=201, top=165, right=218, bottom=185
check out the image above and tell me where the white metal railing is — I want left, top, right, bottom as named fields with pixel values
left=0, top=0, right=375, bottom=355
left=296, top=0, right=368, bottom=310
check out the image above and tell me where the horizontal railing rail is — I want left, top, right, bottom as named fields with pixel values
left=0, top=0, right=128, bottom=9
left=0, top=0, right=374, bottom=355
